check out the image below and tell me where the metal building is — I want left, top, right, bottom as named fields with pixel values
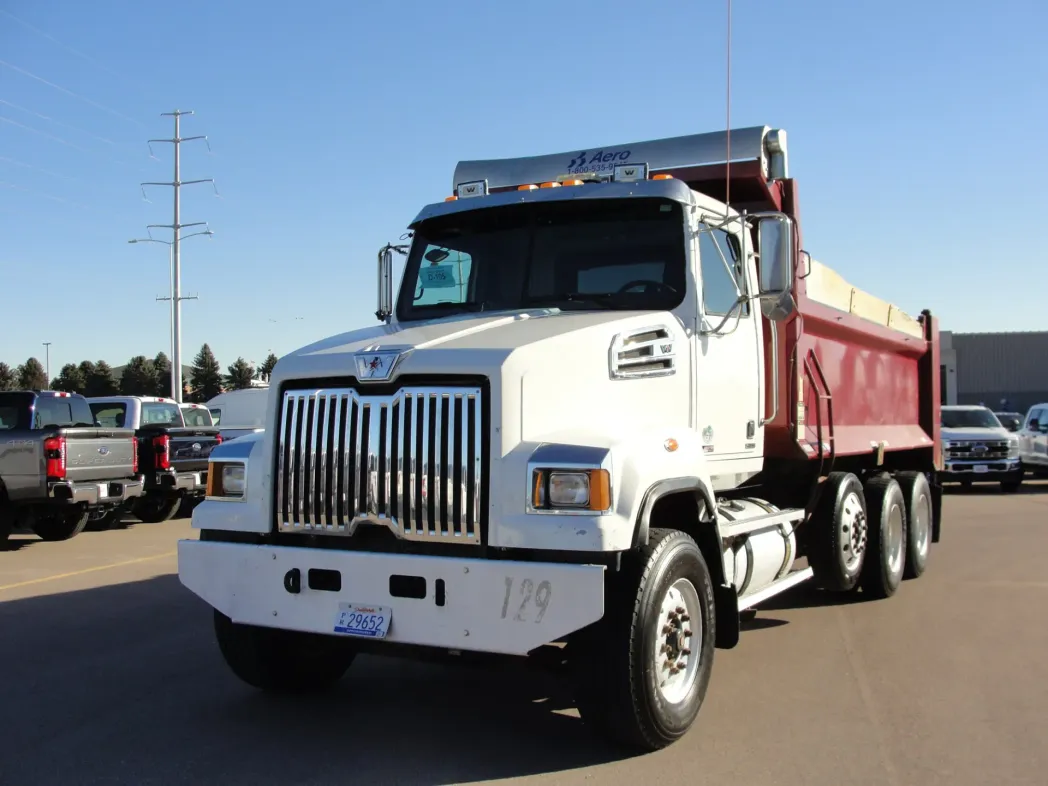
left=940, top=330, right=1048, bottom=414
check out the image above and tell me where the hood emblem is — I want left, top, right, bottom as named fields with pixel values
left=354, top=348, right=403, bottom=383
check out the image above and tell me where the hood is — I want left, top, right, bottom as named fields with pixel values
left=271, top=308, right=669, bottom=383
left=941, top=426, right=1012, bottom=442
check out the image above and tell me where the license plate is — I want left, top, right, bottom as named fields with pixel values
left=98, top=483, right=110, bottom=498
left=333, top=603, right=391, bottom=639
left=973, top=464, right=989, bottom=474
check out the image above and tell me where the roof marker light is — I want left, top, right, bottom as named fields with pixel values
left=539, top=181, right=561, bottom=189
left=444, top=195, right=458, bottom=202
left=455, top=179, right=488, bottom=198
left=613, top=163, right=649, bottom=182
left=518, top=184, right=538, bottom=191
left=652, top=173, right=674, bottom=180
left=560, top=179, right=584, bottom=186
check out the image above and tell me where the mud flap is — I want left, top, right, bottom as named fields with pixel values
left=931, top=479, right=943, bottom=543
left=714, top=583, right=739, bottom=649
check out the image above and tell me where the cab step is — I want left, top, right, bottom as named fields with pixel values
left=738, top=567, right=813, bottom=611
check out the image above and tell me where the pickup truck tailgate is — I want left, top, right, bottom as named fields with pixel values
left=168, top=429, right=221, bottom=472
left=63, top=428, right=138, bottom=482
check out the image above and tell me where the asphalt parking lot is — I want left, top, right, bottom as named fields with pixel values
left=2, top=483, right=1047, bottom=786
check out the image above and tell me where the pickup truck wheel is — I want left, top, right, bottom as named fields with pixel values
left=134, top=496, right=182, bottom=523
left=214, top=610, right=356, bottom=692
left=1000, top=475, right=1023, bottom=493
left=859, top=476, right=907, bottom=599
left=807, top=472, right=867, bottom=592
left=895, top=471, right=931, bottom=580
left=570, top=528, right=716, bottom=751
left=33, top=509, right=90, bottom=542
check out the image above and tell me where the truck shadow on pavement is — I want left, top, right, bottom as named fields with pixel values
left=0, top=574, right=631, bottom=786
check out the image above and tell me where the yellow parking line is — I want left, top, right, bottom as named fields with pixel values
left=0, top=550, right=177, bottom=592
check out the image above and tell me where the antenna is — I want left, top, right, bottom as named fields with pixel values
left=724, top=0, right=732, bottom=214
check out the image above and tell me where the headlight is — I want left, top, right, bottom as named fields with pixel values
left=1008, top=438, right=1019, bottom=457
left=530, top=468, right=611, bottom=512
left=206, top=461, right=247, bottom=499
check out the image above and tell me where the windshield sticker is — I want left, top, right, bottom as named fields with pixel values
left=420, top=265, right=458, bottom=289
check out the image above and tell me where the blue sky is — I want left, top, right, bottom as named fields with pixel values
left=1, top=0, right=1044, bottom=377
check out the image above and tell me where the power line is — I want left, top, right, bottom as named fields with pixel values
left=138, top=110, right=218, bottom=403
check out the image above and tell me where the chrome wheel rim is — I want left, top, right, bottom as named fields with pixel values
left=839, top=491, right=867, bottom=573
left=653, top=578, right=702, bottom=705
left=913, top=491, right=931, bottom=562
left=886, top=499, right=905, bottom=576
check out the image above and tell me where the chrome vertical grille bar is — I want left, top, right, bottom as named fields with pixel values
left=277, top=385, right=483, bottom=544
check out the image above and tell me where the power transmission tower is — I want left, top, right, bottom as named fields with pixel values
left=140, top=109, right=217, bottom=403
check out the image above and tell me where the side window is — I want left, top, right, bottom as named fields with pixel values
left=90, top=404, right=128, bottom=428
left=412, top=245, right=473, bottom=306
left=698, top=224, right=748, bottom=317
left=209, top=408, right=222, bottom=425
left=33, top=399, right=73, bottom=428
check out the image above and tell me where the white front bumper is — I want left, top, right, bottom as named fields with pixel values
left=178, top=540, right=606, bottom=656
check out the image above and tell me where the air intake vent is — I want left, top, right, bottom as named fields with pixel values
left=609, top=326, right=677, bottom=379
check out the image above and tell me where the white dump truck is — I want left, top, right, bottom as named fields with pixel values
left=179, top=125, right=944, bottom=751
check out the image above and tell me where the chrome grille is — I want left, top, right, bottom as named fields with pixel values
left=276, top=385, right=484, bottom=544
left=945, top=440, right=1011, bottom=461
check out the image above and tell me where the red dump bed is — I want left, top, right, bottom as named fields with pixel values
left=762, top=181, right=942, bottom=466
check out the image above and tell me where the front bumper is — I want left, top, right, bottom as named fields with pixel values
left=940, top=457, right=1021, bottom=482
left=178, top=539, right=606, bottom=656
left=48, top=477, right=145, bottom=506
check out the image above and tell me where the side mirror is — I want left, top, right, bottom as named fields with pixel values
left=1029, top=418, right=1040, bottom=431
left=376, top=246, right=394, bottom=322
left=757, top=214, right=794, bottom=296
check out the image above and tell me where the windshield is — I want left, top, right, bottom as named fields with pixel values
left=182, top=407, right=213, bottom=427
left=941, top=408, right=1002, bottom=429
left=395, top=197, right=686, bottom=321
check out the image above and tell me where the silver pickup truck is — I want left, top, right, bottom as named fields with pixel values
left=0, top=390, right=144, bottom=542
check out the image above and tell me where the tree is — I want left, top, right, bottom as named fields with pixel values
left=190, top=343, right=223, bottom=402
left=85, top=360, right=119, bottom=397
left=0, top=362, right=15, bottom=391
left=120, top=355, right=157, bottom=396
left=226, top=357, right=256, bottom=391
left=259, top=352, right=279, bottom=382
left=153, top=352, right=172, bottom=397
left=16, top=357, right=48, bottom=391
left=52, top=363, right=86, bottom=394
left=78, top=360, right=96, bottom=389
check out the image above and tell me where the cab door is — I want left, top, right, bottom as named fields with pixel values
left=692, top=209, right=764, bottom=471
left=1024, top=406, right=1048, bottom=468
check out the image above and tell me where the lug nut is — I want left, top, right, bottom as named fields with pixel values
left=677, top=660, right=686, bottom=669
left=662, top=625, right=672, bottom=635
left=680, top=614, right=690, bottom=622
left=676, top=606, right=685, bottom=614
left=683, top=629, right=692, bottom=637
left=682, top=648, right=691, bottom=656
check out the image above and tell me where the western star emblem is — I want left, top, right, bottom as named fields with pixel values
left=353, top=348, right=405, bottom=383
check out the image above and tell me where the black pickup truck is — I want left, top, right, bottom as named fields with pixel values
left=87, top=396, right=222, bottom=522
left=0, top=390, right=144, bottom=542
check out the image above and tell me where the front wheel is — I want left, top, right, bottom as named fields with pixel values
left=33, top=509, right=90, bottom=541
left=571, top=528, right=716, bottom=751
left=214, top=610, right=357, bottom=693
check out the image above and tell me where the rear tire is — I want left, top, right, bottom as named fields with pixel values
left=213, top=610, right=357, bottom=693
left=896, top=471, right=932, bottom=580
left=134, top=496, right=182, bottom=523
left=33, top=509, right=90, bottom=542
left=807, top=472, right=868, bottom=592
left=570, top=528, right=716, bottom=751
left=860, top=475, right=907, bottom=599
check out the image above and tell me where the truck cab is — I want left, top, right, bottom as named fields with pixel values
left=1017, top=402, right=1048, bottom=477
left=179, top=125, right=943, bottom=751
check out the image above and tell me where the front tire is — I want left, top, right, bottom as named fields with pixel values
left=571, top=528, right=716, bottom=751
left=33, top=509, right=90, bottom=541
left=214, top=610, right=357, bottom=693
left=860, top=475, right=908, bottom=599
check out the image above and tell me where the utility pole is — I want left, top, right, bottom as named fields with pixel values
left=42, top=342, right=51, bottom=388
left=140, top=109, right=217, bottom=403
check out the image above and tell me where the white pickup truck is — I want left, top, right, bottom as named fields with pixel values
left=179, top=125, right=944, bottom=751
